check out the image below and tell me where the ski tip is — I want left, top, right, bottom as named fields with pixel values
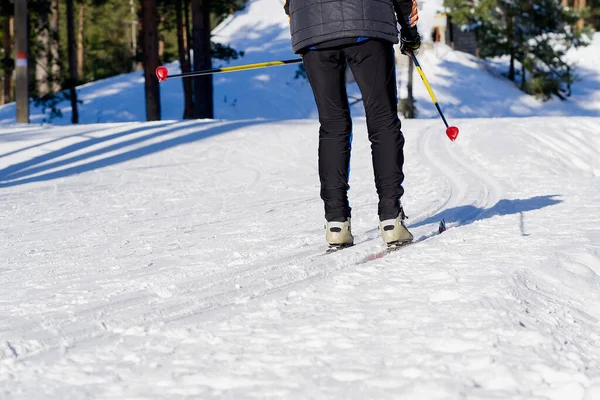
left=439, top=219, right=447, bottom=234
left=446, top=126, right=459, bottom=141
left=386, top=240, right=412, bottom=251
left=156, top=66, right=169, bottom=82
left=325, top=243, right=353, bottom=254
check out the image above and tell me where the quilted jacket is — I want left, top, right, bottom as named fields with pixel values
left=284, top=0, right=419, bottom=53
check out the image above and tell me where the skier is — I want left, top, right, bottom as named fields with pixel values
left=284, top=0, right=421, bottom=248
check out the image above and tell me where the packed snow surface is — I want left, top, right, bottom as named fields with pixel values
left=1, top=0, right=600, bottom=397
left=1, top=116, right=600, bottom=398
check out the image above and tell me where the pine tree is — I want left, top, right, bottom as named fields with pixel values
left=522, top=1, right=592, bottom=99
left=445, top=0, right=592, bottom=100
left=1, top=0, right=248, bottom=121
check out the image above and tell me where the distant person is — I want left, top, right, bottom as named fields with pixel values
left=284, top=0, right=421, bottom=249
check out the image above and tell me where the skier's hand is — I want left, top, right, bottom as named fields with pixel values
left=284, top=0, right=290, bottom=16
left=400, top=26, right=421, bottom=55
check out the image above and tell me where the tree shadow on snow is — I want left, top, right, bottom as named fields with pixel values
left=0, top=120, right=263, bottom=188
left=410, top=195, right=563, bottom=236
left=0, top=126, right=120, bottom=159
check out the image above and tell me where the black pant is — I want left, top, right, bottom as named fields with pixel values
left=303, top=39, right=405, bottom=222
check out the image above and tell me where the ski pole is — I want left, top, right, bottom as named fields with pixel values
left=155, top=58, right=303, bottom=82
left=410, top=53, right=459, bottom=141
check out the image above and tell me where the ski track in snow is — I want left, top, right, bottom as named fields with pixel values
left=1, top=117, right=600, bottom=398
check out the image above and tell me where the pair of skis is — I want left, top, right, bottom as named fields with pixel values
left=325, top=219, right=447, bottom=256
left=325, top=240, right=411, bottom=255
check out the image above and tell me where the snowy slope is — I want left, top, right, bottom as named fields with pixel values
left=1, top=116, right=600, bottom=398
left=0, top=0, right=598, bottom=124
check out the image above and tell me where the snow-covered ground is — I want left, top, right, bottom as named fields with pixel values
left=1, top=116, right=600, bottom=398
left=2, top=0, right=600, bottom=398
left=0, top=0, right=598, bottom=124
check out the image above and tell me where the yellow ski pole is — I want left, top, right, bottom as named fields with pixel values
left=410, top=53, right=459, bottom=141
left=156, top=58, right=303, bottom=82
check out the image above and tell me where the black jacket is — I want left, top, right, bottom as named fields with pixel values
left=284, top=0, right=419, bottom=54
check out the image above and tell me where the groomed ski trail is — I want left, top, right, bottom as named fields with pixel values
left=0, top=119, right=505, bottom=361
left=2, top=118, right=600, bottom=399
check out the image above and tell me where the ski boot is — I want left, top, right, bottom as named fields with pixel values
left=325, top=218, right=354, bottom=252
left=380, top=207, right=413, bottom=249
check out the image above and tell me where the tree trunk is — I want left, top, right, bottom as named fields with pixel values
left=50, top=0, right=61, bottom=93
left=136, top=5, right=144, bottom=71
left=184, top=0, right=192, bottom=70
left=159, top=40, right=164, bottom=59
left=191, top=0, right=213, bottom=119
left=507, top=14, right=515, bottom=81
left=576, top=0, right=587, bottom=29
left=509, top=53, right=515, bottom=81
left=2, top=16, right=13, bottom=104
left=521, top=63, right=526, bottom=91
left=158, top=14, right=165, bottom=59
left=36, top=7, right=50, bottom=97
left=141, top=0, right=161, bottom=121
left=129, top=0, right=137, bottom=71
left=14, top=0, right=28, bottom=123
left=77, top=1, right=84, bottom=79
left=176, top=0, right=194, bottom=119
left=66, top=0, right=79, bottom=123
